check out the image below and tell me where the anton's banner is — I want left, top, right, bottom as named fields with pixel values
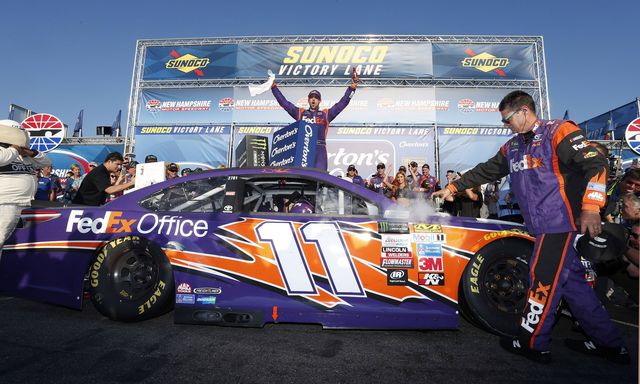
left=134, top=125, right=231, bottom=170
left=47, top=144, right=125, bottom=177
left=433, top=44, right=535, bottom=80
left=269, top=121, right=318, bottom=167
left=143, top=43, right=433, bottom=80
left=236, top=43, right=433, bottom=79
left=143, top=45, right=238, bottom=80
left=437, top=127, right=513, bottom=183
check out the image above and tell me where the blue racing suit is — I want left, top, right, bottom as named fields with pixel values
left=272, top=86, right=355, bottom=170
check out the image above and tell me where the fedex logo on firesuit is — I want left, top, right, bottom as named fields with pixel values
left=66, top=210, right=136, bottom=234
left=510, top=155, right=544, bottom=173
left=521, top=282, right=551, bottom=333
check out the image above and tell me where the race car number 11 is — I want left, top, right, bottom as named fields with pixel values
left=256, top=221, right=365, bottom=297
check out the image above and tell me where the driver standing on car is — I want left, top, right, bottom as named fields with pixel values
left=271, top=69, right=359, bottom=171
left=0, top=120, right=51, bottom=261
left=432, top=91, right=629, bottom=364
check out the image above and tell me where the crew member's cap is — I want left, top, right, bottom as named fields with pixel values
left=422, top=163, right=430, bottom=169
left=89, top=161, right=97, bottom=167
left=126, top=161, right=138, bottom=169
left=167, top=162, right=180, bottom=172
left=410, top=161, right=418, bottom=167
left=575, top=222, right=627, bottom=264
left=399, top=165, right=407, bottom=172
left=308, top=90, right=322, bottom=100
left=377, top=163, right=385, bottom=169
left=0, top=119, right=29, bottom=147
left=347, top=164, right=356, bottom=171
left=145, top=154, right=158, bottom=163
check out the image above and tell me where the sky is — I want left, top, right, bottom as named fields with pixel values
left=2, top=0, right=638, bottom=135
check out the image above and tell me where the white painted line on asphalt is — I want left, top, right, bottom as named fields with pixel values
left=611, top=319, right=638, bottom=328
left=0, top=296, right=14, bottom=301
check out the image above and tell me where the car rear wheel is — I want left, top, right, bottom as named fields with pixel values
left=89, top=236, right=174, bottom=321
left=459, top=238, right=532, bottom=336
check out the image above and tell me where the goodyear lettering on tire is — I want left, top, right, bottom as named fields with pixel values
left=469, top=254, right=485, bottom=294
left=138, top=280, right=166, bottom=315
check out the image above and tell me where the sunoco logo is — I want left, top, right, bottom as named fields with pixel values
left=461, top=48, right=509, bottom=77
left=165, top=50, right=210, bottom=76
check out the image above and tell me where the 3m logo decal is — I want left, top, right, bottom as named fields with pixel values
left=461, top=48, right=509, bottom=76
left=165, top=50, right=210, bottom=76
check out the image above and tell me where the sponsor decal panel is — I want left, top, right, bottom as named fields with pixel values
left=412, top=233, right=446, bottom=243
left=194, top=287, right=222, bottom=294
left=461, top=48, right=509, bottom=76
left=176, top=294, right=196, bottom=304
left=419, top=273, right=445, bottom=286
left=381, top=258, right=414, bottom=268
left=65, top=210, right=209, bottom=238
left=196, top=295, right=217, bottom=305
left=387, top=269, right=409, bottom=286
left=378, top=221, right=410, bottom=234
left=381, top=234, right=411, bottom=248
left=418, top=256, right=444, bottom=272
left=416, top=243, right=442, bottom=257
left=176, top=282, right=192, bottom=294
left=412, top=223, right=442, bottom=233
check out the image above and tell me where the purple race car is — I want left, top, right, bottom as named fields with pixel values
left=1, top=167, right=536, bottom=335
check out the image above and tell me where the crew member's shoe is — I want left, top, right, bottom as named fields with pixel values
left=564, top=339, right=631, bottom=365
left=499, top=337, right=552, bottom=364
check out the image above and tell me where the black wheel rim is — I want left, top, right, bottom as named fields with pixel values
left=111, top=248, right=159, bottom=301
left=483, top=257, right=528, bottom=314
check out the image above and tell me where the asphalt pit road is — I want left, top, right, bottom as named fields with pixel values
left=318, top=339, right=343, bottom=358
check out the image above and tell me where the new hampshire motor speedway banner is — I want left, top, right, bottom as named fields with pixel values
left=432, top=44, right=535, bottom=80
left=137, top=87, right=518, bottom=126
left=232, top=125, right=436, bottom=178
left=142, top=43, right=433, bottom=80
left=134, top=125, right=231, bottom=170
left=47, top=144, right=125, bottom=177
left=437, top=126, right=513, bottom=183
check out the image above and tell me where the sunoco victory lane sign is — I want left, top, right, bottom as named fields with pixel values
left=269, top=121, right=318, bottom=167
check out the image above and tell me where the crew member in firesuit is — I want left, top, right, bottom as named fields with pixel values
left=433, top=91, right=629, bottom=364
left=271, top=69, right=358, bottom=170
left=0, top=119, right=51, bottom=262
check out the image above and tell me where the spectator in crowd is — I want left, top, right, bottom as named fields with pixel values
left=166, top=162, right=180, bottom=180
left=345, top=164, right=364, bottom=186
left=367, top=162, right=393, bottom=195
left=433, top=90, right=628, bottom=364
left=604, top=169, right=640, bottom=224
left=73, top=152, right=135, bottom=206
left=88, top=161, right=97, bottom=171
left=104, top=172, right=124, bottom=203
left=417, top=163, right=439, bottom=200
left=35, top=165, right=56, bottom=202
left=145, top=154, right=158, bottom=163
left=458, top=185, right=483, bottom=218
left=498, top=190, right=524, bottom=223
left=625, top=223, right=639, bottom=279
left=390, top=171, right=412, bottom=206
left=0, top=119, right=51, bottom=261
left=181, top=168, right=192, bottom=177
left=124, top=161, right=138, bottom=183
left=62, top=163, right=84, bottom=204
left=484, top=181, right=500, bottom=219
left=271, top=69, right=358, bottom=170
left=441, top=170, right=459, bottom=215
left=406, top=161, right=421, bottom=187
left=620, top=192, right=640, bottom=222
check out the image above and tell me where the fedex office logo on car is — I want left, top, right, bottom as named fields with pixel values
left=66, top=210, right=209, bottom=238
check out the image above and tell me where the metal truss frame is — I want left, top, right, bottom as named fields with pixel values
left=125, top=35, right=548, bottom=154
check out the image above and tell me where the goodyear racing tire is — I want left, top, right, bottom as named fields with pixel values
left=459, top=238, right=532, bottom=337
left=89, top=236, right=174, bottom=322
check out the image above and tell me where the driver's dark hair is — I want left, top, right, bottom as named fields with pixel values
left=104, top=151, right=124, bottom=163
left=499, top=90, right=536, bottom=114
